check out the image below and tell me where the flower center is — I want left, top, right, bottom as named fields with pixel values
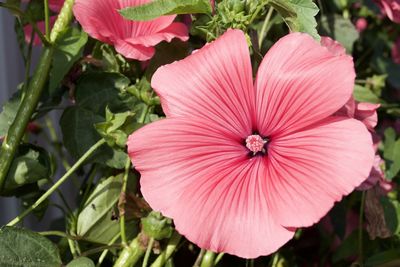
left=245, top=134, right=267, bottom=154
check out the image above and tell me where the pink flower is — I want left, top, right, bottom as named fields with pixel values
left=73, top=0, right=188, bottom=61
left=375, top=0, right=400, bottom=23
left=392, top=37, right=400, bottom=64
left=127, top=29, right=375, bottom=258
left=355, top=18, right=368, bottom=32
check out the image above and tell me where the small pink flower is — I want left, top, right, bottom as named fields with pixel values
left=355, top=18, right=368, bottom=32
left=375, top=0, right=400, bottom=23
left=392, top=37, right=400, bottom=64
left=73, top=0, right=188, bottom=61
left=127, top=30, right=375, bottom=258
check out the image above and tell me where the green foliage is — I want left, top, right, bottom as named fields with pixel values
left=49, top=27, right=88, bottom=94
left=66, top=257, right=95, bottom=267
left=3, top=144, right=51, bottom=195
left=76, top=175, right=137, bottom=244
left=141, top=211, right=174, bottom=240
left=269, top=0, right=320, bottom=40
left=119, top=0, right=212, bottom=21
left=0, top=91, right=21, bottom=138
left=319, top=14, right=359, bottom=53
left=383, top=128, right=400, bottom=180
left=0, top=226, right=62, bottom=267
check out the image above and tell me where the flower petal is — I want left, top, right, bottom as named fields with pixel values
left=265, top=117, right=374, bottom=227
left=128, top=118, right=294, bottom=258
left=115, top=40, right=155, bottom=60
left=255, top=33, right=355, bottom=137
left=125, top=22, right=188, bottom=47
left=151, top=29, right=255, bottom=137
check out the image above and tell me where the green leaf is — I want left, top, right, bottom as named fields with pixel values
left=66, top=257, right=95, bottom=267
left=0, top=226, right=62, bottom=267
left=383, top=128, right=400, bottom=180
left=3, top=144, right=51, bottom=194
left=120, top=0, right=212, bottom=21
left=380, top=196, right=399, bottom=234
left=0, top=91, right=21, bottom=137
left=353, top=84, right=381, bottom=103
left=319, top=14, right=359, bottom=53
left=60, top=107, right=104, bottom=159
left=49, top=27, right=88, bottom=94
left=269, top=0, right=320, bottom=40
left=76, top=175, right=137, bottom=244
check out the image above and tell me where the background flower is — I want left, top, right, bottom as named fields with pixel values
left=73, top=0, right=188, bottom=60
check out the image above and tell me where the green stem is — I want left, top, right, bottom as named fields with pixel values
left=0, top=0, right=76, bottom=190
left=39, top=230, right=70, bottom=238
left=44, top=0, right=50, bottom=39
left=358, top=191, right=366, bottom=266
left=68, top=238, right=78, bottom=258
left=214, top=253, right=224, bottom=265
left=120, top=158, right=131, bottom=245
left=142, top=237, right=155, bottom=267
left=7, top=139, right=106, bottom=226
left=200, top=251, right=216, bottom=267
left=150, top=231, right=182, bottom=267
left=97, top=233, right=120, bottom=267
left=113, top=235, right=146, bottom=267
left=193, top=249, right=206, bottom=267
left=81, top=244, right=123, bottom=257
left=0, top=46, right=54, bottom=190
left=258, top=6, right=274, bottom=48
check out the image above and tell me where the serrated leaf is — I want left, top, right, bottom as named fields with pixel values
left=49, top=27, right=88, bottom=94
left=0, top=226, right=61, bottom=267
left=270, top=0, right=320, bottom=40
left=120, top=0, right=212, bottom=21
left=76, top=175, right=137, bottom=244
left=319, top=15, right=359, bottom=53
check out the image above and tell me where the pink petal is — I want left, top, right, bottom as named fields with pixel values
left=73, top=0, right=187, bottom=60
left=151, top=29, right=255, bottom=137
left=355, top=102, right=380, bottom=130
left=266, top=117, right=374, bottom=227
left=128, top=118, right=295, bottom=258
left=23, top=16, right=57, bottom=46
left=126, top=22, right=188, bottom=47
left=114, top=40, right=155, bottom=60
left=357, top=155, right=383, bottom=191
left=49, top=0, right=64, bottom=12
left=255, top=33, right=355, bottom=137
left=321, top=36, right=347, bottom=56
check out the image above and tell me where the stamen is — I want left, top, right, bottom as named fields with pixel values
left=245, top=134, right=267, bottom=154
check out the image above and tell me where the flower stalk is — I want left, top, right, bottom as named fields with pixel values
left=0, top=0, right=76, bottom=190
left=113, top=234, right=147, bottom=267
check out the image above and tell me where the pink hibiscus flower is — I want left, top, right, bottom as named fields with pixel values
left=375, top=0, right=400, bottom=23
left=127, top=29, right=375, bottom=258
left=73, top=0, right=188, bottom=61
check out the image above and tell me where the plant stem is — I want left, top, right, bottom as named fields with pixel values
left=358, top=191, right=366, bottom=266
left=150, top=231, right=182, bottom=267
left=97, top=233, right=120, bottom=267
left=7, top=139, right=106, bottom=226
left=142, top=237, right=155, bottom=267
left=258, top=6, right=274, bottom=48
left=44, top=0, right=50, bottom=39
left=113, top=235, right=146, bottom=267
left=0, top=0, right=76, bottom=191
left=120, top=158, right=131, bottom=245
left=214, top=253, right=224, bottom=265
left=200, top=251, right=216, bottom=267
left=193, top=249, right=206, bottom=267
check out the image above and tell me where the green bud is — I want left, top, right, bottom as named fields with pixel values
left=141, top=211, right=173, bottom=240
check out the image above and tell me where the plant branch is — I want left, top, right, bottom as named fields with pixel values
left=150, top=231, right=182, bottom=267
left=120, top=157, right=131, bottom=245
left=7, top=139, right=106, bottom=226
